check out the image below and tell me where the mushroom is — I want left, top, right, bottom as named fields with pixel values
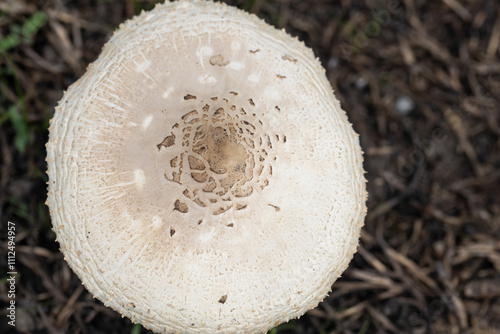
left=46, top=1, right=366, bottom=333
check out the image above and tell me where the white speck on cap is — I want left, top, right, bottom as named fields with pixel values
left=136, top=59, right=151, bottom=72
left=199, top=74, right=217, bottom=84
left=228, top=62, right=245, bottom=70
left=162, top=87, right=174, bottom=99
left=142, top=115, right=153, bottom=129
left=134, top=169, right=146, bottom=189
left=248, top=73, right=260, bottom=82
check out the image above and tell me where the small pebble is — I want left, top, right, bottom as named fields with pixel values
left=327, top=57, right=338, bottom=69
left=355, top=76, right=368, bottom=89
left=395, top=95, right=415, bottom=115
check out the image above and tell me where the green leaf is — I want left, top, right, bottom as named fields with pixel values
left=0, top=35, right=21, bottom=52
left=268, top=320, right=297, bottom=333
left=131, top=324, right=142, bottom=334
left=22, top=11, right=47, bottom=37
left=8, top=105, right=29, bottom=153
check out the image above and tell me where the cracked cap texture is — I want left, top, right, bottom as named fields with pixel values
left=46, top=1, right=367, bottom=333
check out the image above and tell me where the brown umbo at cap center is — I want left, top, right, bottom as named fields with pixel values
left=46, top=1, right=367, bottom=333
left=159, top=94, right=277, bottom=216
left=198, top=125, right=247, bottom=175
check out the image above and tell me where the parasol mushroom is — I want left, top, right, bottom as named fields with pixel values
left=46, top=1, right=367, bottom=333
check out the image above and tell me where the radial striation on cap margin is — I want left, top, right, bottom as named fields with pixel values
left=46, top=1, right=367, bottom=333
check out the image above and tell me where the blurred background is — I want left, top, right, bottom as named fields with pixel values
left=0, top=0, right=499, bottom=333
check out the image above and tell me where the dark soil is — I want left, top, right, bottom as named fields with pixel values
left=1, top=0, right=499, bottom=333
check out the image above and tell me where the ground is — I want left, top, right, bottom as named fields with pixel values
left=1, top=0, right=499, bottom=333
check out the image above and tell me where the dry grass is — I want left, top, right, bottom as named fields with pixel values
left=1, top=0, right=499, bottom=333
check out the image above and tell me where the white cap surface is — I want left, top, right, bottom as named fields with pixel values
left=46, top=1, right=367, bottom=333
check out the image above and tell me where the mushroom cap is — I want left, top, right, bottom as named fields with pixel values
left=46, top=1, right=366, bottom=333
